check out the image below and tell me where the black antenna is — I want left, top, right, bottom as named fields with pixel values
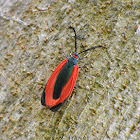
left=79, top=46, right=105, bottom=55
left=69, top=26, right=77, bottom=53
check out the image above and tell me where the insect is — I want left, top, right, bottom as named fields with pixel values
left=41, top=27, right=105, bottom=112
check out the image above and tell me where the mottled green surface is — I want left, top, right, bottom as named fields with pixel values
left=0, top=0, right=140, bottom=139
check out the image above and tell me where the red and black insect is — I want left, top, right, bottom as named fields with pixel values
left=41, top=27, right=104, bottom=112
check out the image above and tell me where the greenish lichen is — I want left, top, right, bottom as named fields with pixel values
left=0, top=0, right=140, bottom=139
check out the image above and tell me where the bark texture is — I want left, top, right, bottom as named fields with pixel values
left=0, top=0, right=140, bottom=139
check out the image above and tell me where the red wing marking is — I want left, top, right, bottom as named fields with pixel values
left=45, top=59, right=67, bottom=107
left=54, top=65, right=79, bottom=106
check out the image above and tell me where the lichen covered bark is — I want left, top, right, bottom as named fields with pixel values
left=0, top=0, right=140, bottom=139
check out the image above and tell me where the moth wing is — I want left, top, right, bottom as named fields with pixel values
left=55, top=65, right=79, bottom=105
left=41, top=59, right=68, bottom=107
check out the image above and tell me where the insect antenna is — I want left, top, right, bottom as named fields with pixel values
left=69, top=26, right=77, bottom=53
left=78, top=45, right=105, bottom=55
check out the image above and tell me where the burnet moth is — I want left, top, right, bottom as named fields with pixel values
left=41, top=27, right=105, bottom=112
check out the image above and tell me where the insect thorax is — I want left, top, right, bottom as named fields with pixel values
left=67, top=55, right=78, bottom=68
